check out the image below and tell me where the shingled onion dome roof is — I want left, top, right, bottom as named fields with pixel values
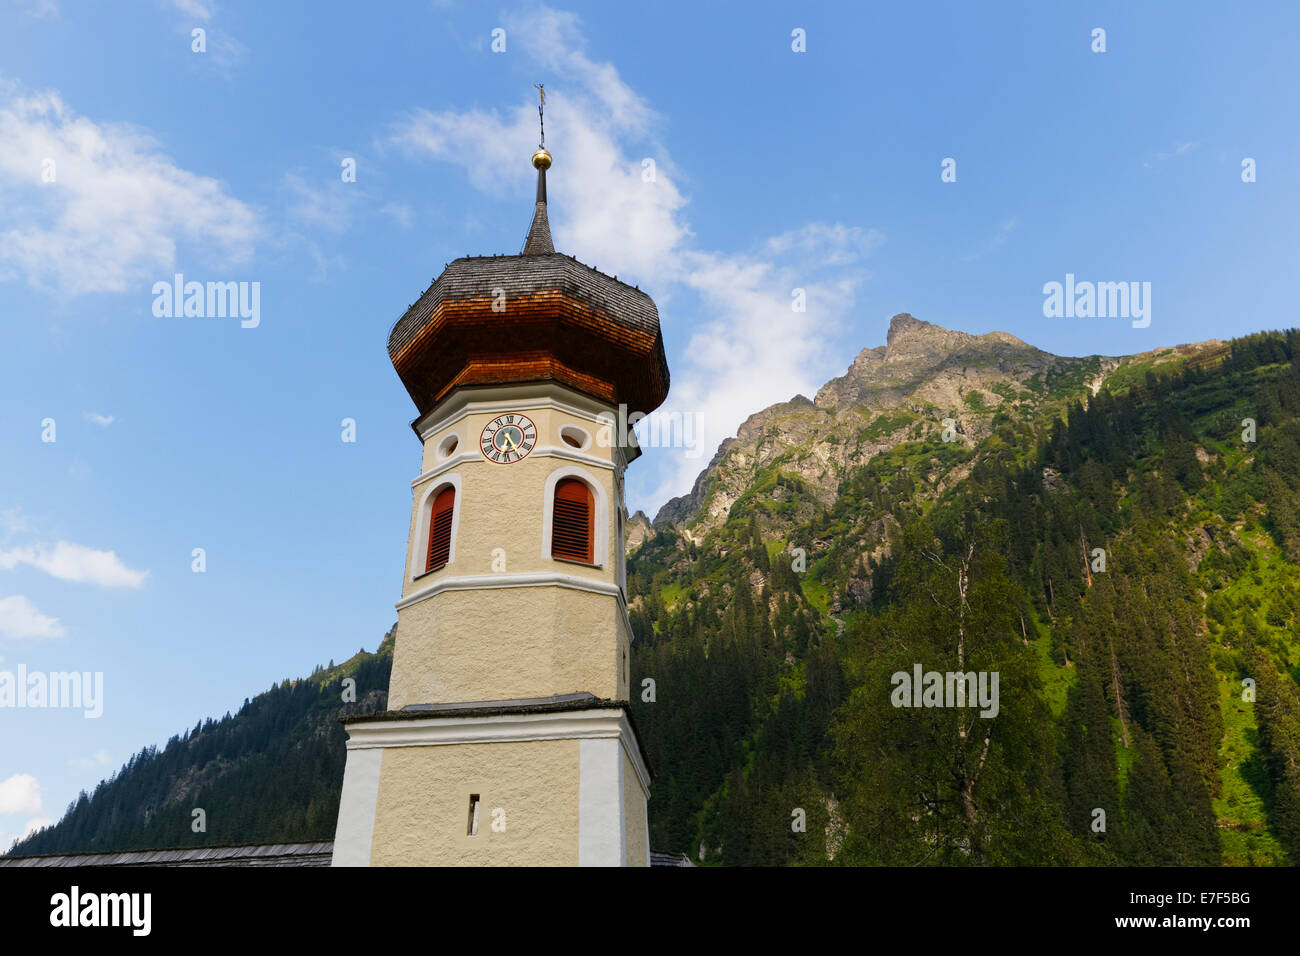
left=387, top=149, right=670, bottom=420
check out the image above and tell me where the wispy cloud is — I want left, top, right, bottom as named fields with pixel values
left=284, top=172, right=356, bottom=234
left=380, top=201, right=414, bottom=229
left=1156, top=141, right=1198, bottom=161
left=166, top=0, right=213, bottom=21
left=164, top=0, right=246, bottom=71
left=0, top=87, right=261, bottom=294
left=0, top=509, right=36, bottom=538
left=961, top=217, right=1016, bottom=262
left=0, top=541, right=149, bottom=589
left=15, top=0, right=59, bottom=18
left=1145, top=141, right=1199, bottom=168
left=83, top=412, right=115, bottom=428
left=0, top=595, right=64, bottom=638
left=69, top=750, right=112, bottom=773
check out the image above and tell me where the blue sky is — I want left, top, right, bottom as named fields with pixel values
left=1, top=0, right=1297, bottom=847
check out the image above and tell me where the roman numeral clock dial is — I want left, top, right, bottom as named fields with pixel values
left=480, top=413, right=536, bottom=463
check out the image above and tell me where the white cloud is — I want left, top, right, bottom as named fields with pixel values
left=962, top=217, right=1016, bottom=262
left=168, top=0, right=214, bottom=21
left=0, top=814, right=52, bottom=852
left=0, top=509, right=36, bottom=537
left=0, top=774, right=44, bottom=816
left=284, top=172, right=355, bottom=234
left=380, top=202, right=414, bottom=229
left=763, top=223, right=885, bottom=266
left=0, top=87, right=261, bottom=295
left=387, top=5, right=880, bottom=508
left=69, top=750, right=112, bottom=773
left=0, top=541, right=149, bottom=589
left=164, top=1, right=246, bottom=71
left=1156, top=141, right=1198, bottom=161
left=0, top=595, right=64, bottom=639
left=14, top=0, right=59, bottom=18
left=84, top=412, right=115, bottom=427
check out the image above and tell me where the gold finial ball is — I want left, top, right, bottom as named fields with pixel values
left=532, top=148, right=552, bottom=170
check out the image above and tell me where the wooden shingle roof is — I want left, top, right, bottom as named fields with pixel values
left=0, top=841, right=334, bottom=868
left=386, top=161, right=670, bottom=419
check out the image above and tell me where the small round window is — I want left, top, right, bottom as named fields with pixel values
left=436, top=434, right=460, bottom=459
left=559, top=424, right=591, bottom=450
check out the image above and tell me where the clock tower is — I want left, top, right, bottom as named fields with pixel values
left=331, top=131, right=669, bottom=866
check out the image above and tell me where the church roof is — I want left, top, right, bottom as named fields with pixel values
left=388, top=252, right=660, bottom=349
left=0, top=841, right=334, bottom=868
left=387, top=152, right=669, bottom=420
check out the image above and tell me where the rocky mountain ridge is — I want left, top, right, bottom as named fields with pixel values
left=651, top=313, right=1217, bottom=536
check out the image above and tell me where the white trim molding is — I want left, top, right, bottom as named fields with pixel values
left=579, top=737, right=625, bottom=866
left=541, top=464, right=610, bottom=569
left=343, top=706, right=652, bottom=795
left=396, top=570, right=622, bottom=611
left=330, top=747, right=382, bottom=867
left=408, top=472, right=462, bottom=581
left=410, top=444, right=612, bottom=491
left=414, top=382, right=611, bottom=443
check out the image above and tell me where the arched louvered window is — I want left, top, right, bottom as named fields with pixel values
left=425, top=486, right=455, bottom=572
left=552, top=478, right=594, bottom=563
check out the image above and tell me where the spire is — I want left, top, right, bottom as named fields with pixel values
left=522, top=149, right=554, bottom=255
left=522, top=84, right=554, bottom=255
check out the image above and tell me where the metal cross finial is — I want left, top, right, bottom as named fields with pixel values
left=534, top=83, right=546, bottom=148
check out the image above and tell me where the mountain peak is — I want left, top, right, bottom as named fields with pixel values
left=810, top=313, right=1054, bottom=413
left=885, top=312, right=932, bottom=346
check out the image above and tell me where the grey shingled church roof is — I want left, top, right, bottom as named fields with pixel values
left=387, top=252, right=662, bottom=361
left=0, top=841, right=334, bottom=867
left=387, top=157, right=664, bottom=367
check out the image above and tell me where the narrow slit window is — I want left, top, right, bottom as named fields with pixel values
left=467, top=794, right=480, bottom=836
left=426, top=486, right=455, bottom=572
left=552, top=478, right=594, bottom=563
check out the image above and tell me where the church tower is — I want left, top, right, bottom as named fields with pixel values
left=331, top=115, right=670, bottom=866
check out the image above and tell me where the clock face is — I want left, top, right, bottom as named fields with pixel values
left=480, top=413, right=537, bottom=463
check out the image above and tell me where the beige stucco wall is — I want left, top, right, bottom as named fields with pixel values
left=389, top=386, right=636, bottom=709
left=405, top=395, right=629, bottom=590
left=369, top=739, right=580, bottom=866
left=624, top=748, right=649, bottom=867
left=390, top=585, right=630, bottom=708
left=402, top=405, right=623, bottom=591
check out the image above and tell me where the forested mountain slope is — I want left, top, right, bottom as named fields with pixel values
left=7, top=635, right=392, bottom=856
left=628, top=320, right=1300, bottom=865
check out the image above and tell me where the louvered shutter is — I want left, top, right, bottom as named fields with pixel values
left=425, top=487, right=455, bottom=572
left=552, top=478, right=593, bottom=563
